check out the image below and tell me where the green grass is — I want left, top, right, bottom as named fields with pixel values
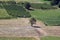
left=0, top=36, right=60, bottom=40
left=0, top=4, right=31, bottom=19
left=41, top=36, right=60, bottom=40
left=0, top=4, right=13, bottom=19
left=0, top=0, right=41, bottom=3
left=30, top=9, right=60, bottom=26
left=0, top=37, right=36, bottom=40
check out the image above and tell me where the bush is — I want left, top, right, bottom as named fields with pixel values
left=58, top=2, right=60, bottom=8
left=24, top=2, right=31, bottom=10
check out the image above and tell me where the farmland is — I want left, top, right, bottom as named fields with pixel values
left=0, top=0, right=60, bottom=40
left=41, top=36, right=60, bottom=40
left=0, top=0, right=59, bottom=25
left=0, top=37, right=36, bottom=40
left=0, top=0, right=41, bottom=3
left=0, top=36, right=60, bottom=40
left=30, top=9, right=60, bottom=26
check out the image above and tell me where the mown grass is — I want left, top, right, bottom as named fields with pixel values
left=41, top=36, right=60, bottom=40
left=30, top=9, right=60, bottom=26
left=0, top=37, right=36, bottom=40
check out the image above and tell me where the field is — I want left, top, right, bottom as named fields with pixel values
left=30, top=9, right=60, bottom=26
left=0, top=37, right=36, bottom=40
left=0, top=36, right=60, bottom=40
left=0, top=3, right=60, bottom=25
left=0, top=3, right=31, bottom=19
left=0, top=0, right=41, bottom=3
left=41, top=36, right=60, bottom=40
left=0, top=0, right=60, bottom=40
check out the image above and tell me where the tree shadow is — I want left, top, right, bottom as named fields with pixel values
left=0, top=1, right=31, bottom=18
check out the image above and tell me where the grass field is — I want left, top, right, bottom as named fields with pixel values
left=0, top=4, right=13, bottom=19
left=0, top=0, right=41, bottom=2
left=0, top=37, right=36, bottom=40
left=41, top=36, right=60, bottom=40
left=0, top=3, right=31, bottom=19
left=0, top=36, right=60, bottom=40
left=0, top=0, right=60, bottom=26
left=30, top=9, right=60, bottom=26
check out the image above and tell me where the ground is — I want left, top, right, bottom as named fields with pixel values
left=0, top=18, right=46, bottom=37
left=0, top=0, right=60, bottom=40
left=0, top=18, right=60, bottom=40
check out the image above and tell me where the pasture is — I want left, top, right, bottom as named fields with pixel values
left=41, top=36, right=60, bottom=40
left=0, top=3, right=31, bottom=19
left=0, top=36, right=60, bottom=40
left=30, top=9, right=60, bottom=26
left=0, top=37, right=36, bottom=40
left=0, top=0, right=60, bottom=25
left=0, top=0, right=41, bottom=3
left=0, top=0, right=60, bottom=40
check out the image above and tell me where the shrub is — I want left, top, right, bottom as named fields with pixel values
left=24, top=2, right=31, bottom=10
left=58, top=2, right=60, bottom=8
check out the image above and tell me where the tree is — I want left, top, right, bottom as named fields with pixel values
left=58, top=2, right=60, bottom=8
left=24, top=2, right=31, bottom=10
left=51, top=0, right=60, bottom=5
left=30, top=18, right=36, bottom=26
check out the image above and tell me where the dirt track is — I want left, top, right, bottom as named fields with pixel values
left=42, top=26, right=60, bottom=36
left=0, top=18, right=60, bottom=37
left=0, top=18, right=46, bottom=38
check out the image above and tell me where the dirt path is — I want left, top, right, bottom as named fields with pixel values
left=1, top=18, right=60, bottom=37
left=1, top=18, right=60, bottom=39
left=2, top=18, right=60, bottom=39
left=35, top=20, right=60, bottom=36
left=42, top=26, right=60, bottom=36
left=0, top=18, right=30, bottom=27
left=0, top=18, right=47, bottom=40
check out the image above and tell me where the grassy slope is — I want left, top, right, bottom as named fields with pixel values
left=30, top=9, right=60, bottom=25
left=41, top=36, right=60, bottom=40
